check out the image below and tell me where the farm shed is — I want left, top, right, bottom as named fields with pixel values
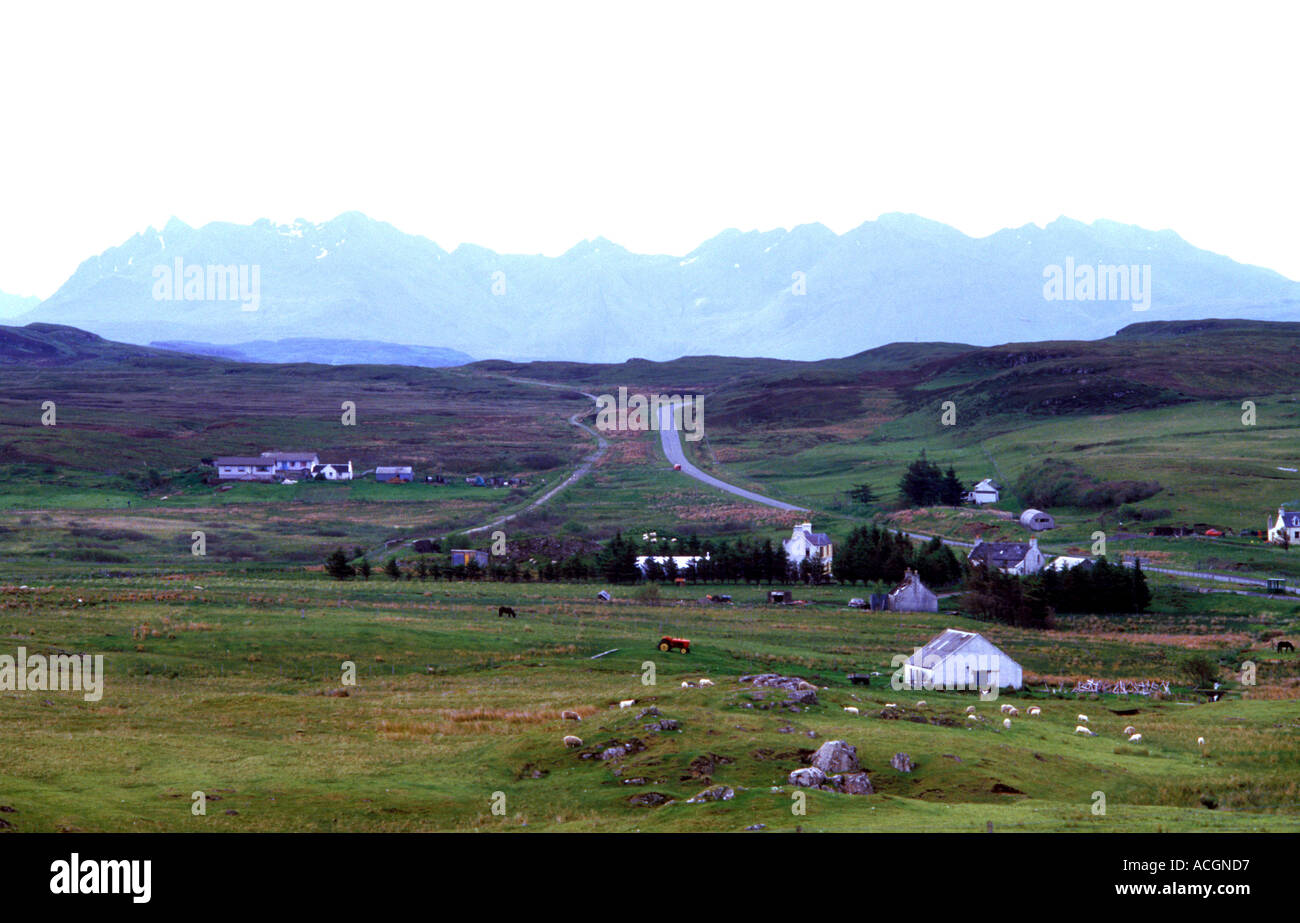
left=886, top=568, right=938, bottom=612
left=768, top=590, right=792, bottom=604
left=449, top=549, right=490, bottom=567
left=1019, top=508, right=1056, bottom=531
left=903, top=628, right=1023, bottom=691
left=376, top=466, right=414, bottom=483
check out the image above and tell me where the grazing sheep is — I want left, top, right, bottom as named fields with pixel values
left=698, top=678, right=714, bottom=687
left=681, top=681, right=693, bottom=688
left=1128, top=733, right=1142, bottom=743
left=1075, top=725, right=1096, bottom=736
left=563, top=735, right=583, bottom=748
left=1002, top=718, right=1012, bottom=729
left=1197, top=736, right=1206, bottom=747
left=915, top=700, right=927, bottom=707
left=884, top=703, right=898, bottom=709
left=1006, top=706, right=1019, bottom=717
left=844, top=706, right=860, bottom=716
left=1027, top=706, right=1041, bottom=716
left=560, top=710, right=581, bottom=721
left=966, top=714, right=979, bottom=721
left=1000, top=704, right=1014, bottom=714
left=965, top=705, right=977, bottom=714
left=1077, top=714, right=1089, bottom=723
left=1123, top=725, right=1137, bottom=736
left=618, top=699, right=635, bottom=709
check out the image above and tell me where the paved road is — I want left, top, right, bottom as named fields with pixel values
left=895, top=528, right=1297, bottom=595
left=656, top=402, right=808, bottom=512
left=371, top=377, right=608, bottom=554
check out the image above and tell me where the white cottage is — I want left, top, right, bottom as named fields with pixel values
left=312, top=461, right=353, bottom=481
left=1268, top=507, right=1300, bottom=545
left=963, top=478, right=1001, bottom=505
left=782, top=522, right=834, bottom=573
left=902, top=628, right=1023, bottom=691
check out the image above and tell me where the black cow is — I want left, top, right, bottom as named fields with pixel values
left=1277, top=640, right=1295, bottom=653
left=498, top=606, right=517, bottom=618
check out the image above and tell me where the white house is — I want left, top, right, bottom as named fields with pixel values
left=214, top=456, right=276, bottom=481
left=963, top=478, right=1001, bottom=505
left=902, top=628, right=1023, bottom=691
left=260, top=451, right=319, bottom=475
left=782, top=522, right=834, bottom=573
left=635, top=554, right=708, bottom=575
left=1019, top=508, right=1056, bottom=531
left=1268, top=507, right=1300, bottom=545
left=312, top=461, right=353, bottom=481
left=968, top=537, right=1046, bottom=576
left=886, top=568, right=938, bottom=612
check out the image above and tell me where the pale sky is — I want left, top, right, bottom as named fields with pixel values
left=1, top=0, right=1297, bottom=298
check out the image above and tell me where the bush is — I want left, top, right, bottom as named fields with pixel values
left=1180, top=653, right=1219, bottom=687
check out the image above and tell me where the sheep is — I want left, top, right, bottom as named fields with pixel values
left=884, top=703, right=898, bottom=709
left=1128, top=733, right=1142, bottom=743
left=1006, top=706, right=1019, bottom=717
left=965, top=705, right=977, bottom=714
left=1075, top=725, right=1095, bottom=736
left=618, top=699, right=635, bottom=709
left=1002, top=718, right=1012, bottom=729
left=560, top=710, right=582, bottom=721
left=1000, top=704, right=1014, bottom=714
left=915, top=700, right=927, bottom=707
left=562, top=735, right=583, bottom=748
left=1123, top=725, right=1137, bottom=736
left=698, top=678, right=715, bottom=687
left=1197, top=736, right=1206, bottom=747
left=844, top=706, right=860, bottom=716
left=1027, top=706, right=1041, bottom=716
left=966, top=714, right=979, bottom=721
left=1077, top=714, right=1089, bottom=723
left=681, top=681, right=693, bottom=688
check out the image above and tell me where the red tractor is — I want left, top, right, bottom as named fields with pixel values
left=658, top=636, right=691, bottom=654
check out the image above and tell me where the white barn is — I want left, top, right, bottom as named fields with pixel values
left=902, top=628, right=1023, bottom=691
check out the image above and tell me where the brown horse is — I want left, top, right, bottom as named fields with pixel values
left=498, top=606, right=517, bottom=618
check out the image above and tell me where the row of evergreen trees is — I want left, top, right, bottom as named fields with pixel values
left=961, top=557, right=1151, bottom=627
left=831, top=525, right=963, bottom=587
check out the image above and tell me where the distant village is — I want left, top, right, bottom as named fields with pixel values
left=208, top=450, right=528, bottom=488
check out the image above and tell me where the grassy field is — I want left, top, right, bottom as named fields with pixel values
left=1, top=574, right=1297, bottom=832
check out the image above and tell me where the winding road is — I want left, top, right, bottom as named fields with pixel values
left=656, top=402, right=808, bottom=512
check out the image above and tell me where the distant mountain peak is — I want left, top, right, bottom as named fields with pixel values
left=19, top=211, right=1300, bottom=363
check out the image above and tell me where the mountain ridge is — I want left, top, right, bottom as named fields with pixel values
left=19, top=212, right=1300, bottom=363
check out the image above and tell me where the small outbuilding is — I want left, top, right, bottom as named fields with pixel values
left=886, top=568, right=939, bottom=612
left=1019, top=508, right=1056, bottom=531
left=376, top=466, right=414, bottom=483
